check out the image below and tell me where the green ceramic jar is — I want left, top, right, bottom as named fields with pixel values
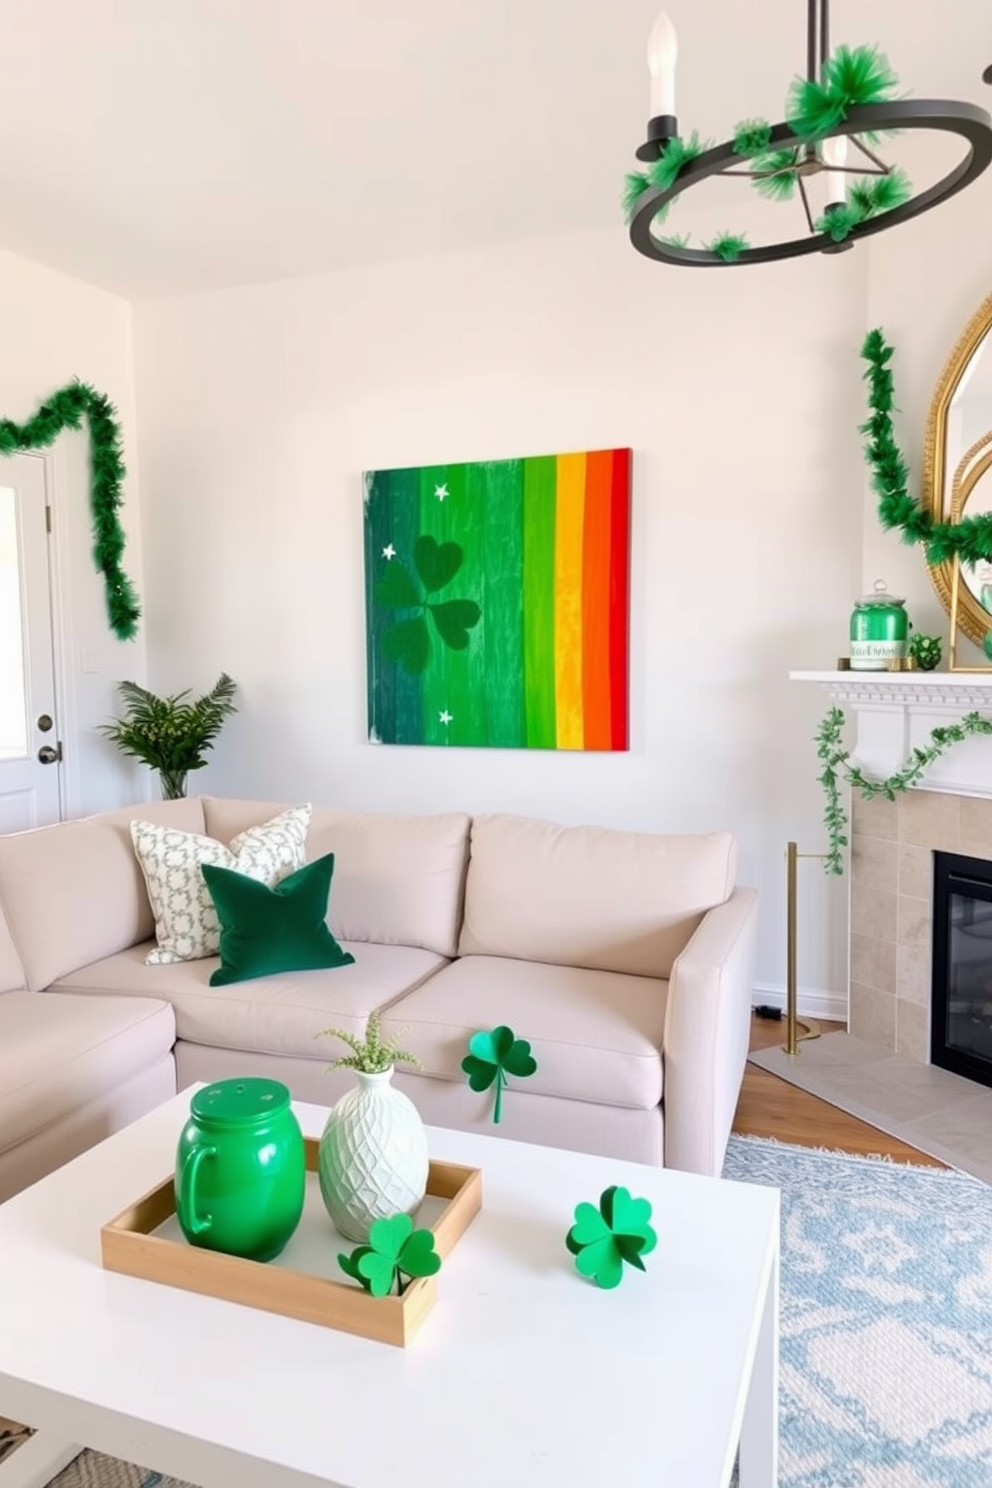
left=849, top=580, right=908, bottom=670
left=175, top=1078, right=306, bottom=1262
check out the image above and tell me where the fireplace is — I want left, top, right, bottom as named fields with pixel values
left=931, top=850, right=992, bottom=1088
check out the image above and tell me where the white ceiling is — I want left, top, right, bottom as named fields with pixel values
left=0, top=0, right=988, bottom=299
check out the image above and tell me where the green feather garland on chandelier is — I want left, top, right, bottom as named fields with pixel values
left=646, top=131, right=711, bottom=193
left=815, top=167, right=912, bottom=241
left=621, top=43, right=912, bottom=254
left=732, top=120, right=774, bottom=158
left=0, top=383, right=140, bottom=640
left=751, top=148, right=801, bottom=202
left=622, top=171, right=652, bottom=222
left=705, top=232, right=750, bottom=263
left=787, top=44, right=899, bottom=140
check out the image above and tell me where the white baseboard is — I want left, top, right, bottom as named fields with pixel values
left=752, top=982, right=847, bottom=1024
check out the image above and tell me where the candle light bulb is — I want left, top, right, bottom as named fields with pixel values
left=822, top=134, right=849, bottom=209
left=647, top=11, right=678, bottom=118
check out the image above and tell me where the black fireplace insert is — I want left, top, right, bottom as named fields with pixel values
left=931, top=849, right=992, bottom=1087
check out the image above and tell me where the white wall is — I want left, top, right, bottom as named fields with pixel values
left=0, top=246, right=147, bottom=814
left=134, top=226, right=866, bottom=1007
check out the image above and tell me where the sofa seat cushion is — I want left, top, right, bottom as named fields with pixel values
left=380, top=955, right=667, bottom=1110
left=0, top=991, right=176, bottom=1156
left=51, top=942, right=448, bottom=1060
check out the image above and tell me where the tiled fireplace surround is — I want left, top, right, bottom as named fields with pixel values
left=795, top=671, right=992, bottom=1063
left=849, top=788, right=992, bottom=1059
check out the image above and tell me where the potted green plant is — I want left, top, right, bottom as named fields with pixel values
left=315, top=1010, right=427, bottom=1242
left=99, top=674, right=237, bottom=799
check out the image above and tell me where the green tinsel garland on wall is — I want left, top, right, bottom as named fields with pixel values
left=0, top=382, right=140, bottom=640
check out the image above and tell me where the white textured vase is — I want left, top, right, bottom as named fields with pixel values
left=317, top=1068, right=429, bottom=1243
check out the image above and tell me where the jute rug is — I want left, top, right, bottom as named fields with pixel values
left=5, top=1136, right=992, bottom=1486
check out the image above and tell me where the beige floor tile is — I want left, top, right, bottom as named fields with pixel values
left=899, top=1093, right=992, bottom=1156
left=787, top=1032, right=893, bottom=1068
left=807, top=1063, right=970, bottom=1124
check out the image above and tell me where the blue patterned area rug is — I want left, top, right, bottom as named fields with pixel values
left=724, top=1134, right=992, bottom=1488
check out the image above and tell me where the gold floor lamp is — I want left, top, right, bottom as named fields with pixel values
left=783, top=841, right=823, bottom=1055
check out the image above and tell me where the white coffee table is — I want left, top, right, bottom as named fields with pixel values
left=0, top=1091, right=779, bottom=1488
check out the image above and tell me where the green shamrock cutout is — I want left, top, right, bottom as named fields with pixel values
left=338, top=1214, right=442, bottom=1298
left=565, top=1186, right=657, bottom=1290
left=374, top=534, right=481, bottom=676
left=461, top=1025, right=537, bottom=1124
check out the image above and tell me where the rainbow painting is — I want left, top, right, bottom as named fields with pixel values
left=363, top=448, right=631, bottom=750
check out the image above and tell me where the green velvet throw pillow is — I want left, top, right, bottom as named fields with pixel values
left=201, top=852, right=355, bottom=987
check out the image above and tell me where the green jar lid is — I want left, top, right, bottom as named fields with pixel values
left=190, top=1078, right=291, bottom=1125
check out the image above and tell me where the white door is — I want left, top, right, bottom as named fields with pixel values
left=0, top=454, right=62, bottom=830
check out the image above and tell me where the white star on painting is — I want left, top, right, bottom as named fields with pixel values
left=439, top=710, right=453, bottom=725
left=381, top=543, right=396, bottom=560
left=434, top=483, right=448, bottom=501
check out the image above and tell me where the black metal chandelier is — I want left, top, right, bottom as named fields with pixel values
left=627, top=0, right=992, bottom=267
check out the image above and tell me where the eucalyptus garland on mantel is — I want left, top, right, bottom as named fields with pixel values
left=0, top=382, right=140, bottom=640
left=816, top=707, right=992, bottom=875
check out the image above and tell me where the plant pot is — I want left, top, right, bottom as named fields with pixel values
left=317, top=1067, right=429, bottom=1243
left=158, top=769, right=188, bottom=800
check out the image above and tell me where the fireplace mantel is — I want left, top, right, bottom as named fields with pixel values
left=791, top=670, right=992, bottom=799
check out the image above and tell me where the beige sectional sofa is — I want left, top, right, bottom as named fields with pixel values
left=0, top=797, right=758, bottom=1202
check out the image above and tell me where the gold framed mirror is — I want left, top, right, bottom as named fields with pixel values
left=923, top=290, right=992, bottom=645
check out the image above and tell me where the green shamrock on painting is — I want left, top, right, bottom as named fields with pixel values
left=565, top=1186, right=657, bottom=1290
left=461, top=1025, right=538, bottom=1125
left=375, top=535, right=481, bottom=676
left=338, top=1214, right=442, bottom=1298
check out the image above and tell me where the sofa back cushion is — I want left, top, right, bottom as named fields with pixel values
left=0, top=798, right=206, bottom=991
left=0, top=902, right=26, bottom=993
left=458, top=813, right=736, bottom=978
left=203, top=799, right=470, bottom=959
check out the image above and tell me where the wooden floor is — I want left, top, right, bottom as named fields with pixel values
left=734, top=1014, right=946, bottom=1167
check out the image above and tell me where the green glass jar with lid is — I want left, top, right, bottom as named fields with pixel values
left=849, top=580, right=909, bottom=671
left=175, top=1077, right=306, bottom=1262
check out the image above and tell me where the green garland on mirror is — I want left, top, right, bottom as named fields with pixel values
left=816, top=707, right=992, bottom=875
left=861, top=329, right=992, bottom=569
left=0, top=382, right=140, bottom=640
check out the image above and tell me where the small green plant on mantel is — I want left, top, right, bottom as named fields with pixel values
left=317, top=1009, right=422, bottom=1074
left=100, top=674, right=237, bottom=800
left=816, top=706, right=992, bottom=875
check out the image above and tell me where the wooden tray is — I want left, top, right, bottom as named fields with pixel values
left=101, top=1139, right=482, bottom=1347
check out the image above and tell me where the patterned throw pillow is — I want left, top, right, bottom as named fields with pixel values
left=130, top=805, right=312, bottom=964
